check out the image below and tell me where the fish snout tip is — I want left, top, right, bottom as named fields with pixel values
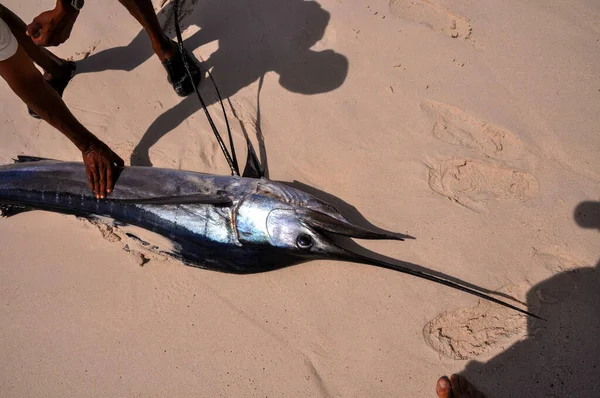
left=375, top=231, right=416, bottom=241
left=386, top=234, right=415, bottom=242
left=399, top=233, right=416, bottom=241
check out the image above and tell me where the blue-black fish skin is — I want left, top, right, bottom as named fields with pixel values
left=0, top=160, right=331, bottom=273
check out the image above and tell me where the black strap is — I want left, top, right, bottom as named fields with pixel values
left=172, top=0, right=240, bottom=176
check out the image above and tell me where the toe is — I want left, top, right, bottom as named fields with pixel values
left=436, top=376, right=453, bottom=398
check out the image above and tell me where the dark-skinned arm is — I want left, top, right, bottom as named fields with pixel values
left=0, top=43, right=124, bottom=198
left=26, top=1, right=176, bottom=61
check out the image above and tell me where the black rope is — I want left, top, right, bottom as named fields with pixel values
left=172, top=0, right=240, bottom=176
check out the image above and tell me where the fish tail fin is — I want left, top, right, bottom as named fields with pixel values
left=0, top=204, right=32, bottom=218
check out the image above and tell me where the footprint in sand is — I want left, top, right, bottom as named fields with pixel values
left=420, top=101, right=526, bottom=160
left=428, top=159, right=538, bottom=212
left=532, top=247, right=591, bottom=304
left=389, top=0, right=472, bottom=40
left=533, top=247, right=585, bottom=275
left=80, top=217, right=171, bottom=266
left=67, top=40, right=100, bottom=62
left=423, top=284, right=538, bottom=360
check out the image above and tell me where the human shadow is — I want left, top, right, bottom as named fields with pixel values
left=459, top=201, right=600, bottom=397
left=77, top=0, right=348, bottom=166
left=574, top=200, right=600, bottom=232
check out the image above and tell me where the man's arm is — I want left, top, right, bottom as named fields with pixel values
left=0, top=43, right=124, bottom=198
left=26, top=1, right=80, bottom=47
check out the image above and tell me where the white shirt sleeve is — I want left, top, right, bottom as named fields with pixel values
left=0, top=17, right=18, bottom=62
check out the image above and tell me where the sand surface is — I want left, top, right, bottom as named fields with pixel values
left=1, top=0, right=599, bottom=396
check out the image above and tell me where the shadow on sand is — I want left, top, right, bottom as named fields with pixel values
left=460, top=200, right=600, bottom=397
left=77, top=0, right=348, bottom=167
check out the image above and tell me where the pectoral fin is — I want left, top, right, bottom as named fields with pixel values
left=242, top=142, right=264, bottom=178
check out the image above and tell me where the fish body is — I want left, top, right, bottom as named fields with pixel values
left=0, top=160, right=321, bottom=272
left=0, top=157, right=539, bottom=318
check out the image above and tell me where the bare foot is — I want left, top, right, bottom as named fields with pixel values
left=436, top=374, right=485, bottom=398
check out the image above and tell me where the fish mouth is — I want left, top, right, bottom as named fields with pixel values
left=299, top=210, right=541, bottom=320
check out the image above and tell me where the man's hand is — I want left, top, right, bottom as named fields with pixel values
left=82, top=142, right=125, bottom=199
left=26, top=4, right=79, bottom=47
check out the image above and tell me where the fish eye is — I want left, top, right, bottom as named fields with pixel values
left=296, top=233, right=313, bottom=249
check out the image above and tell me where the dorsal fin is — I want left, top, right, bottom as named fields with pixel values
left=242, top=143, right=263, bottom=178
left=13, top=155, right=57, bottom=163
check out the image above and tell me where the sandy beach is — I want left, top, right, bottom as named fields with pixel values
left=1, top=0, right=599, bottom=396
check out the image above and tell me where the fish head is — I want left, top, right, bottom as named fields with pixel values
left=263, top=206, right=410, bottom=260
left=235, top=182, right=411, bottom=261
